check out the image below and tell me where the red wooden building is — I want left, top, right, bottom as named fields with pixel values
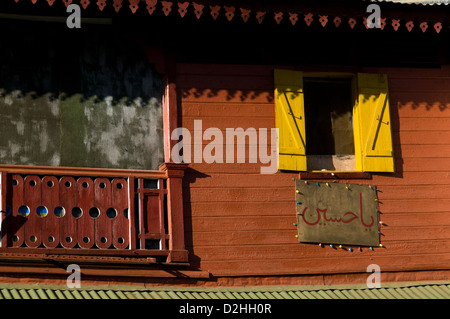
left=0, top=0, right=448, bottom=299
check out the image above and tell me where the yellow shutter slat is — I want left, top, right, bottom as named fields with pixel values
left=274, top=69, right=307, bottom=171
left=355, top=73, right=395, bottom=172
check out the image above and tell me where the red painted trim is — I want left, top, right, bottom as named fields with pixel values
left=0, top=171, right=7, bottom=248
left=299, top=172, right=372, bottom=180
left=162, top=56, right=179, bottom=163
left=127, top=176, right=136, bottom=250
left=9, top=1, right=447, bottom=34
left=160, top=164, right=189, bottom=263
left=0, top=164, right=167, bottom=179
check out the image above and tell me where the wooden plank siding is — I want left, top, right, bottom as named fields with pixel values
left=177, top=63, right=450, bottom=282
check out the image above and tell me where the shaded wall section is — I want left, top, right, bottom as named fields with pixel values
left=0, top=21, right=164, bottom=170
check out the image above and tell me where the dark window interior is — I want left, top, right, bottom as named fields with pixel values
left=304, top=78, right=355, bottom=156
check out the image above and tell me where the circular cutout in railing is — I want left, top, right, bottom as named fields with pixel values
left=89, top=207, right=100, bottom=218
left=12, top=179, right=18, bottom=186
left=65, top=236, right=72, bottom=243
left=30, top=235, right=37, bottom=243
left=106, top=208, right=117, bottom=219
left=64, top=181, right=71, bottom=188
left=29, top=180, right=36, bottom=187
left=72, top=207, right=82, bottom=218
left=12, top=235, right=19, bottom=242
left=48, top=236, right=55, bottom=243
left=83, top=237, right=90, bottom=243
left=100, top=237, right=108, bottom=244
left=18, top=205, right=30, bottom=217
left=47, top=180, right=54, bottom=187
left=54, top=206, right=65, bottom=218
left=82, top=182, right=89, bottom=189
left=37, top=206, right=48, bottom=217
left=99, top=182, right=106, bottom=189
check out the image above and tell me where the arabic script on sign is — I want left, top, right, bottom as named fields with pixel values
left=301, top=193, right=374, bottom=228
left=295, top=180, right=380, bottom=246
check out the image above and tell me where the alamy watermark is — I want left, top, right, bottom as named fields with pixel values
left=66, top=4, right=81, bottom=29
left=366, top=4, right=381, bottom=29
left=171, top=120, right=278, bottom=174
left=66, top=264, right=81, bottom=288
left=366, top=264, right=381, bottom=288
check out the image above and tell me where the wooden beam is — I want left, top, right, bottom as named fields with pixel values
left=0, top=264, right=210, bottom=279
left=160, top=163, right=189, bottom=263
left=0, top=171, right=7, bottom=248
left=0, top=164, right=167, bottom=179
left=299, top=171, right=372, bottom=180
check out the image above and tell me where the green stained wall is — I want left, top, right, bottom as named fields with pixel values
left=0, top=21, right=163, bottom=170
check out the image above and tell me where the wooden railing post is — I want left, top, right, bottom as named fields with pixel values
left=159, top=162, right=189, bottom=263
left=0, top=171, right=7, bottom=248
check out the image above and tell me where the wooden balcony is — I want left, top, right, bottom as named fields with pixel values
left=0, top=163, right=189, bottom=265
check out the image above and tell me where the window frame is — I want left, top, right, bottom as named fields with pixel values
left=274, top=69, right=395, bottom=174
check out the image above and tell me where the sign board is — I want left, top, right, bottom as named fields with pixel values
left=295, top=180, right=380, bottom=246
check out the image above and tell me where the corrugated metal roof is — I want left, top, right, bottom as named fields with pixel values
left=0, top=281, right=448, bottom=299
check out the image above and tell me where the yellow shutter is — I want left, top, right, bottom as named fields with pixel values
left=274, top=69, right=307, bottom=171
left=354, top=73, right=395, bottom=172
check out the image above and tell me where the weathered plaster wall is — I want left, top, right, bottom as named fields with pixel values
left=0, top=22, right=163, bottom=170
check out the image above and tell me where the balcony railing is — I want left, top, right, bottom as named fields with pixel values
left=0, top=163, right=188, bottom=264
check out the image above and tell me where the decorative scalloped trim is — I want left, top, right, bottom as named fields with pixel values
left=129, top=0, right=139, bottom=13
left=10, top=0, right=448, bottom=34
left=178, top=2, right=189, bottom=18
left=289, top=13, right=298, bottom=26
left=240, top=8, right=251, bottom=23
left=193, top=2, right=204, bottom=19
left=274, top=11, right=283, bottom=25
left=224, top=6, right=235, bottom=22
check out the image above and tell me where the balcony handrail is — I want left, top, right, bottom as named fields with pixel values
left=0, top=164, right=167, bottom=179
left=0, top=162, right=189, bottom=263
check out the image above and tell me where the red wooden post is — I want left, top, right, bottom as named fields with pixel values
left=41, top=176, right=60, bottom=248
left=162, top=53, right=178, bottom=163
left=138, top=178, right=146, bottom=249
left=127, top=176, right=136, bottom=250
left=77, top=177, right=95, bottom=249
left=11, top=174, right=25, bottom=248
left=59, top=176, right=78, bottom=249
left=158, top=178, right=166, bottom=250
left=159, top=163, right=189, bottom=263
left=94, top=177, right=112, bottom=249
left=0, top=171, right=7, bottom=248
left=111, top=178, right=129, bottom=249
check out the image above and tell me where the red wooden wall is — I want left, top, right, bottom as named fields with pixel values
left=178, top=63, right=450, bottom=286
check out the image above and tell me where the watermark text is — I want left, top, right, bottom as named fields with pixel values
left=366, top=264, right=381, bottom=288
left=66, top=4, right=81, bottom=29
left=66, top=264, right=81, bottom=288
left=171, top=120, right=278, bottom=174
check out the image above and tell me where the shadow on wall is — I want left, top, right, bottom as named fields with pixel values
left=181, top=167, right=211, bottom=270
left=398, top=100, right=450, bottom=111
left=0, top=20, right=164, bottom=170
